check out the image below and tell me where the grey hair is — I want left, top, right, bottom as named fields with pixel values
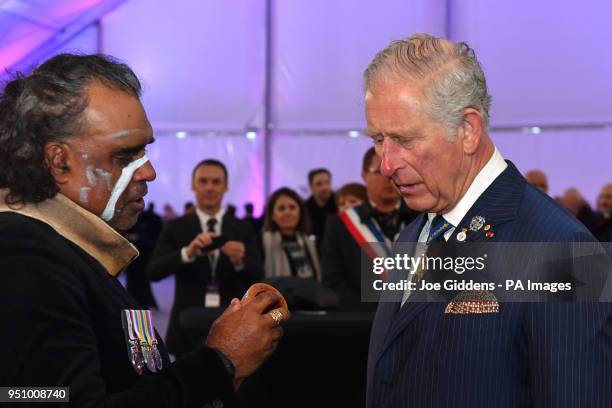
left=364, top=33, right=491, bottom=137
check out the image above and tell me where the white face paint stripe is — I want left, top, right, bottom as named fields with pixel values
left=79, top=187, right=91, bottom=205
left=100, top=154, right=149, bottom=221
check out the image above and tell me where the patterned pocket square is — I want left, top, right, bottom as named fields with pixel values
left=444, top=290, right=500, bottom=314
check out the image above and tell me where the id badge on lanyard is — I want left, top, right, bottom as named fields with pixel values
left=205, top=250, right=221, bottom=308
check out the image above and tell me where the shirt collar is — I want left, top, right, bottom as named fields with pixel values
left=0, top=190, right=138, bottom=276
left=428, top=147, right=508, bottom=226
left=196, top=207, right=225, bottom=230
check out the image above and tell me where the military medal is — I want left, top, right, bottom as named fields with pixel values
left=122, top=309, right=163, bottom=374
left=131, top=310, right=151, bottom=374
left=121, top=310, right=145, bottom=375
left=137, top=310, right=158, bottom=373
left=469, top=216, right=486, bottom=232
left=145, top=310, right=164, bottom=371
left=456, top=228, right=467, bottom=242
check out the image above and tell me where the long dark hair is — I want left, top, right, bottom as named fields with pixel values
left=263, top=187, right=310, bottom=234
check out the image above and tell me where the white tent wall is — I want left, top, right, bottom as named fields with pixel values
left=144, top=135, right=265, bottom=216
left=491, top=130, right=611, bottom=201
left=451, top=0, right=612, bottom=204
left=451, top=0, right=612, bottom=127
left=101, top=0, right=266, bottom=132
left=101, top=0, right=267, bottom=215
left=270, top=134, right=374, bottom=199
left=270, top=0, right=446, bottom=130
left=38, top=24, right=99, bottom=62
left=92, top=0, right=610, bottom=215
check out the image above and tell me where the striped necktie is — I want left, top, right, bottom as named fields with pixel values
left=411, top=215, right=453, bottom=283
left=206, top=218, right=218, bottom=275
left=427, top=215, right=453, bottom=244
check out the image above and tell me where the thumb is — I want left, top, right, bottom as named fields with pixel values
left=229, top=298, right=242, bottom=311
left=218, top=298, right=242, bottom=318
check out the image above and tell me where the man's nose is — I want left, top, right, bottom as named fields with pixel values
left=379, top=138, right=402, bottom=178
left=134, top=160, right=156, bottom=182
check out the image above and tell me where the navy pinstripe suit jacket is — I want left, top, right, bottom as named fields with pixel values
left=367, top=161, right=612, bottom=408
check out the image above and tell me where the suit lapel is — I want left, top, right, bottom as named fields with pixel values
left=449, top=161, right=524, bottom=243
left=221, top=212, right=236, bottom=237
left=371, top=214, right=426, bottom=365
left=186, top=212, right=202, bottom=235
left=377, top=161, right=526, bottom=361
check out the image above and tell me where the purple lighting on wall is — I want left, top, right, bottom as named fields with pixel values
left=0, top=0, right=125, bottom=79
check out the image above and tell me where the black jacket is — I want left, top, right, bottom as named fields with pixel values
left=0, top=211, right=235, bottom=408
left=148, top=212, right=262, bottom=356
left=305, top=194, right=338, bottom=249
left=321, top=202, right=418, bottom=310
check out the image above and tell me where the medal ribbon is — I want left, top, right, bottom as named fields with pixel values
left=145, top=310, right=163, bottom=370
left=139, top=310, right=153, bottom=347
left=123, top=310, right=138, bottom=341
left=145, top=310, right=157, bottom=342
left=131, top=310, right=145, bottom=345
left=123, top=309, right=145, bottom=374
left=135, top=310, right=151, bottom=347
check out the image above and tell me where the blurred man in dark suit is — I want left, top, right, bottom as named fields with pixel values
left=560, top=187, right=598, bottom=233
left=305, top=168, right=337, bottom=247
left=364, top=34, right=611, bottom=408
left=321, top=148, right=418, bottom=310
left=149, top=159, right=262, bottom=357
left=243, top=202, right=263, bottom=234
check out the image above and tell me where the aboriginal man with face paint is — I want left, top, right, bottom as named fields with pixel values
left=0, top=54, right=288, bottom=408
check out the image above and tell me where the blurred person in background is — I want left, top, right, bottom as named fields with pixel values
left=594, top=183, right=612, bottom=242
left=525, top=169, right=549, bottom=194
left=148, top=159, right=262, bottom=357
left=335, top=182, right=368, bottom=210
left=184, top=201, right=195, bottom=215
left=305, top=168, right=338, bottom=248
left=260, top=187, right=320, bottom=281
left=243, top=202, right=263, bottom=234
left=321, top=147, right=418, bottom=309
left=560, top=187, right=598, bottom=233
left=162, top=202, right=178, bottom=222
left=226, top=203, right=237, bottom=218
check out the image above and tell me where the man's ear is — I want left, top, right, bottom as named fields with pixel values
left=44, top=142, right=71, bottom=184
left=459, top=108, right=484, bottom=155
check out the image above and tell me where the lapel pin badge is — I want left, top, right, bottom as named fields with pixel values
left=456, top=228, right=467, bottom=242
left=485, top=231, right=494, bottom=238
left=469, top=216, right=486, bottom=232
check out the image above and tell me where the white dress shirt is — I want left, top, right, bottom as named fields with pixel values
left=181, top=207, right=225, bottom=263
left=401, top=147, right=507, bottom=305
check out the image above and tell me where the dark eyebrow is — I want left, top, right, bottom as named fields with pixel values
left=115, top=137, right=155, bottom=156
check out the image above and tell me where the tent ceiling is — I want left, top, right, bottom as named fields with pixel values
left=0, top=0, right=125, bottom=78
